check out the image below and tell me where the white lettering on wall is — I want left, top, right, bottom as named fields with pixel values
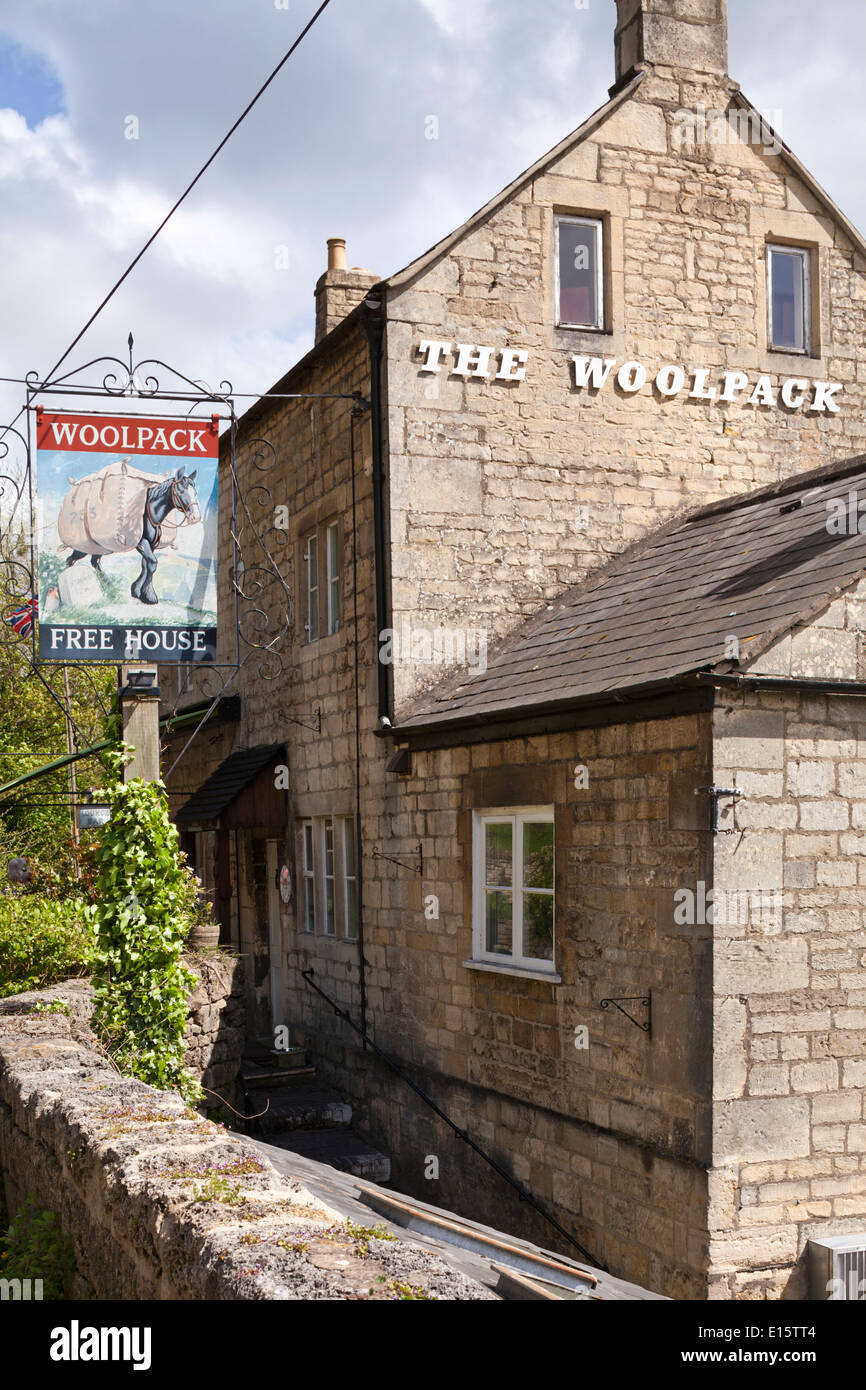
left=413, top=344, right=843, bottom=413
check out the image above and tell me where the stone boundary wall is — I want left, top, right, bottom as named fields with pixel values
left=183, top=953, right=245, bottom=1113
left=0, top=987, right=491, bottom=1300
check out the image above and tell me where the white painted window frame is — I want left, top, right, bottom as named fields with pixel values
left=554, top=214, right=604, bottom=331
left=321, top=816, right=336, bottom=936
left=301, top=820, right=316, bottom=933
left=342, top=817, right=358, bottom=941
left=767, top=243, right=810, bottom=354
left=326, top=521, right=340, bottom=635
left=471, top=806, right=555, bottom=974
left=304, top=532, right=319, bottom=640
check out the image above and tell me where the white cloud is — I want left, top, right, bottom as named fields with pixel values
left=0, top=0, right=862, bottom=450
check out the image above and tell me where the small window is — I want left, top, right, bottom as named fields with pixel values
left=472, top=808, right=555, bottom=972
left=305, top=533, right=319, bottom=639
left=326, top=522, right=340, bottom=635
left=555, top=215, right=604, bottom=330
left=301, top=821, right=315, bottom=932
left=322, top=817, right=336, bottom=936
left=768, top=244, right=810, bottom=354
left=342, top=818, right=358, bottom=941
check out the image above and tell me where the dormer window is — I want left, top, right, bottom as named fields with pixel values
left=768, top=244, right=810, bottom=354
left=555, top=215, right=604, bottom=331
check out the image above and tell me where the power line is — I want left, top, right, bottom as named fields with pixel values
left=0, top=0, right=336, bottom=440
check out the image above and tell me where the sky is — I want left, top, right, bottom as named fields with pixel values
left=0, top=0, right=863, bottom=438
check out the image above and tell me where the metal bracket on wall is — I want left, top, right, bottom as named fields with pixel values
left=599, top=994, right=652, bottom=1035
left=284, top=707, right=322, bottom=734
left=372, top=841, right=423, bottom=877
left=695, top=784, right=744, bottom=834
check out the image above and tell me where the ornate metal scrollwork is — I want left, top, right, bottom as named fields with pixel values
left=228, top=433, right=292, bottom=676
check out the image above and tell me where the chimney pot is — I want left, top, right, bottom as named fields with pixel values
left=315, top=240, right=380, bottom=344
left=327, top=237, right=347, bottom=272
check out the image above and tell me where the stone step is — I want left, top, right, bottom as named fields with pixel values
left=242, top=1053, right=311, bottom=1088
left=264, top=1127, right=391, bottom=1184
left=251, top=1085, right=352, bottom=1134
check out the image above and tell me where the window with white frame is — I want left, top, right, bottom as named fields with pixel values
left=342, top=818, right=358, bottom=940
left=326, top=522, right=340, bottom=635
left=322, top=817, right=336, bottom=936
left=304, top=532, right=319, bottom=640
left=768, top=244, right=810, bottom=354
left=301, top=821, right=316, bottom=933
left=472, top=808, right=555, bottom=972
left=298, top=815, right=357, bottom=937
left=555, top=215, right=604, bottom=330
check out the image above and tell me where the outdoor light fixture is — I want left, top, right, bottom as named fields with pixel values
left=121, top=669, right=160, bottom=700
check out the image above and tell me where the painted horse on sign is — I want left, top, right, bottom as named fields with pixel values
left=58, top=457, right=201, bottom=605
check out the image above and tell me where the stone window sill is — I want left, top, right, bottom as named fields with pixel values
left=462, top=958, right=561, bottom=984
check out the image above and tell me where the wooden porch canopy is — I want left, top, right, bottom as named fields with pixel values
left=174, top=743, right=287, bottom=830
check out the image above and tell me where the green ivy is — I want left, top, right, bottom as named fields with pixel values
left=87, top=752, right=201, bottom=1102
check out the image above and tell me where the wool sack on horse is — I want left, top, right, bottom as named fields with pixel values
left=57, top=458, right=183, bottom=555
left=57, top=458, right=201, bottom=606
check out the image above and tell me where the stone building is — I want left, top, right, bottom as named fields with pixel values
left=165, top=0, right=866, bottom=1298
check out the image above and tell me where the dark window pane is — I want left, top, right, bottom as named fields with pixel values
left=558, top=221, right=599, bottom=327
left=770, top=250, right=805, bottom=351
left=524, top=893, right=553, bottom=961
left=523, top=821, right=554, bottom=890
left=485, top=822, right=512, bottom=887
left=485, top=889, right=513, bottom=954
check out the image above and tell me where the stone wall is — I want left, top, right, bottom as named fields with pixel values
left=0, top=988, right=489, bottom=1300
left=161, top=318, right=383, bottom=1046
left=384, top=69, right=866, bottom=710
left=296, top=705, right=714, bottom=1298
left=184, top=952, right=245, bottom=1114
left=710, top=684, right=866, bottom=1297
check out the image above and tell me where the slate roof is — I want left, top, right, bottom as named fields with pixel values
left=175, top=744, right=284, bottom=824
left=398, top=455, right=866, bottom=734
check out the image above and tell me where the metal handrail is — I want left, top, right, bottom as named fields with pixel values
left=300, top=967, right=605, bottom=1270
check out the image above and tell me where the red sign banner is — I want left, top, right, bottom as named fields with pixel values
left=36, top=412, right=219, bottom=459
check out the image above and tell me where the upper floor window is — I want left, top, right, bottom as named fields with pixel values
left=326, top=522, right=340, bottom=636
left=304, top=533, right=319, bottom=640
left=768, top=244, right=810, bottom=354
left=555, top=215, right=604, bottom=331
left=303, top=520, right=341, bottom=642
left=472, top=808, right=555, bottom=973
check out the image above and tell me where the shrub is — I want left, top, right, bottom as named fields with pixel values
left=1, top=1196, right=77, bottom=1299
left=87, top=755, right=200, bottom=1102
left=0, top=893, right=92, bottom=998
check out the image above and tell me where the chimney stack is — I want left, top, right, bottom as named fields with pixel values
left=613, top=0, right=728, bottom=87
left=315, top=239, right=379, bottom=344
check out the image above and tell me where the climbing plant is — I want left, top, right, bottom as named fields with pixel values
left=87, top=751, right=201, bottom=1102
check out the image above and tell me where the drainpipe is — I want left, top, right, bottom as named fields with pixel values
left=361, top=296, right=392, bottom=728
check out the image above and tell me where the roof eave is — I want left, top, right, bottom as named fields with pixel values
left=382, top=70, right=646, bottom=295
left=389, top=670, right=715, bottom=743
left=732, top=90, right=866, bottom=262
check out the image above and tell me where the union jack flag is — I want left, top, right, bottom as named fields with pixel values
left=4, top=597, right=37, bottom=638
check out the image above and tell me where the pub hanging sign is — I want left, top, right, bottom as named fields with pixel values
left=36, top=411, right=219, bottom=662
